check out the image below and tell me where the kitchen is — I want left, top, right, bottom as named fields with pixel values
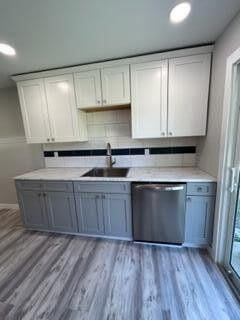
left=0, top=1, right=240, bottom=319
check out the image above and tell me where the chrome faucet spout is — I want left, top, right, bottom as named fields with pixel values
left=106, top=142, right=116, bottom=167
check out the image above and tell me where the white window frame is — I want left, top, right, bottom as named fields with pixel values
left=213, top=47, right=240, bottom=263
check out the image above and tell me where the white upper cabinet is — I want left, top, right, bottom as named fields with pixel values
left=168, top=54, right=211, bottom=137
left=74, top=70, right=102, bottom=109
left=14, top=47, right=212, bottom=143
left=17, top=75, right=87, bottom=144
left=101, top=65, right=130, bottom=106
left=44, top=74, right=80, bottom=143
left=17, top=79, right=51, bottom=143
left=74, top=65, right=130, bottom=109
left=131, top=60, right=168, bottom=138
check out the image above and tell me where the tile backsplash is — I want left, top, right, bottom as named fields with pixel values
left=44, top=109, right=199, bottom=168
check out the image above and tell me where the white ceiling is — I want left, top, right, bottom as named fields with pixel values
left=0, top=0, right=240, bottom=88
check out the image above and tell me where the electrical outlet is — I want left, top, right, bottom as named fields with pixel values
left=145, top=148, right=150, bottom=156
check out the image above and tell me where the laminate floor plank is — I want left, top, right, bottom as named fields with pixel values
left=0, top=209, right=238, bottom=320
left=0, top=301, right=13, bottom=318
left=69, top=239, right=119, bottom=316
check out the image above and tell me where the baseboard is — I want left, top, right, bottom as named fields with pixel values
left=0, top=203, right=19, bottom=210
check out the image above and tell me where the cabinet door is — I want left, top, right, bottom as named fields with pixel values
left=45, top=191, right=78, bottom=233
left=74, top=70, right=102, bottom=109
left=17, top=190, right=49, bottom=229
left=185, top=196, right=215, bottom=246
left=101, top=65, right=130, bottom=106
left=131, top=60, right=168, bottom=138
left=168, top=54, right=211, bottom=137
left=44, top=74, right=80, bottom=142
left=103, top=194, right=132, bottom=239
left=75, top=193, right=104, bottom=235
left=17, top=79, right=51, bottom=143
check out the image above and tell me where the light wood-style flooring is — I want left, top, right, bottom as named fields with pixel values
left=0, top=208, right=239, bottom=320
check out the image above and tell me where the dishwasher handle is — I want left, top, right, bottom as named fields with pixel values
left=134, top=184, right=185, bottom=191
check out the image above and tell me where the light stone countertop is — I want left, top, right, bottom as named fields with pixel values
left=15, top=167, right=216, bottom=182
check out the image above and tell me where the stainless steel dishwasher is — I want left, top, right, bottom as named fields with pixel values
left=132, top=183, right=186, bottom=245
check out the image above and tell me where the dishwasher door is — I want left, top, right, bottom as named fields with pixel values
left=132, top=183, right=186, bottom=244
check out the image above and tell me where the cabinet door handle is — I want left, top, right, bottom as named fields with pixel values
left=187, top=197, right=191, bottom=202
left=47, top=138, right=50, bottom=142
left=102, top=195, right=106, bottom=199
left=161, top=132, right=165, bottom=136
left=103, top=99, right=107, bottom=104
left=51, top=138, right=55, bottom=142
left=97, top=100, right=101, bottom=104
left=168, top=132, right=173, bottom=136
left=43, top=193, right=47, bottom=197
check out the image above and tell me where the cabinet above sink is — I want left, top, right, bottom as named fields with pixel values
left=74, top=65, right=130, bottom=110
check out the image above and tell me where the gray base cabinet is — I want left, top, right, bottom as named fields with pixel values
left=75, top=193, right=104, bottom=235
left=16, top=180, right=78, bottom=233
left=74, top=182, right=132, bottom=239
left=185, top=182, right=216, bottom=246
left=185, top=196, right=215, bottom=245
left=103, top=194, right=132, bottom=238
left=16, top=180, right=132, bottom=240
left=45, top=191, right=78, bottom=233
left=16, top=180, right=216, bottom=246
left=18, top=189, right=49, bottom=230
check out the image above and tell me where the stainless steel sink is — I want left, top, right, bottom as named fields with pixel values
left=82, top=167, right=129, bottom=177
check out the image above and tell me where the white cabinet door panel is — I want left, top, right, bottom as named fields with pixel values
left=44, top=74, right=80, bottom=142
left=101, top=65, right=130, bottom=106
left=74, top=70, right=102, bottom=109
left=168, top=54, right=211, bottom=137
left=131, top=60, right=168, bottom=138
left=17, top=79, right=51, bottom=143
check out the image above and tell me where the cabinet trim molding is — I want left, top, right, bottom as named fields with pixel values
left=12, top=45, right=213, bottom=82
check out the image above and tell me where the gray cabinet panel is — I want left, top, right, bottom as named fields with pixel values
left=187, top=182, right=216, bottom=196
left=103, top=194, right=132, bottom=238
left=74, top=182, right=130, bottom=194
left=75, top=193, right=104, bottom=235
left=17, top=190, right=49, bottom=229
left=45, top=192, right=78, bottom=233
left=16, top=180, right=43, bottom=191
left=43, top=181, right=73, bottom=192
left=185, top=196, right=215, bottom=245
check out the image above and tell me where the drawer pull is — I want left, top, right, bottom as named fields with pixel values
left=197, top=187, right=203, bottom=192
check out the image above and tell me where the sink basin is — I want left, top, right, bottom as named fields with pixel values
left=82, top=167, right=129, bottom=177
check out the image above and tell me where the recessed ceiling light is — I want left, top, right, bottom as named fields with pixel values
left=170, top=2, right=191, bottom=24
left=0, top=43, right=16, bottom=56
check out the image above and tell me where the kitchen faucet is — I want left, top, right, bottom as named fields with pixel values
left=106, top=143, right=116, bottom=168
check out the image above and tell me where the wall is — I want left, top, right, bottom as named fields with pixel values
left=44, top=108, right=198, bottom=168
left=0, top=87, right=44, bottom=204
left=198, top=12, right=240, bottom=177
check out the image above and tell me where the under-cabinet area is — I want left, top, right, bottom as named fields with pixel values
left=15, top=170, right=217, bottom=247
left=13, top=46, right=212, bottom=144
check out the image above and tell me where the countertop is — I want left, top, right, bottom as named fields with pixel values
left=14, top=167, right=216, bottom=183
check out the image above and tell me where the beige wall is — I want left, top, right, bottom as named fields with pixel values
left=198, top=12, right=240, bottom=177
left=0, top=87, right=44, bottom=204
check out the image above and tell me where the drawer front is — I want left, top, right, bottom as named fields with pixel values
left=187, top=182, right=216, bottom=196
left=15, top=180, right=43, bottom=191
left=43, top=181, right=74, bottom=192
left=74, top=182, right=131, bottom=194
